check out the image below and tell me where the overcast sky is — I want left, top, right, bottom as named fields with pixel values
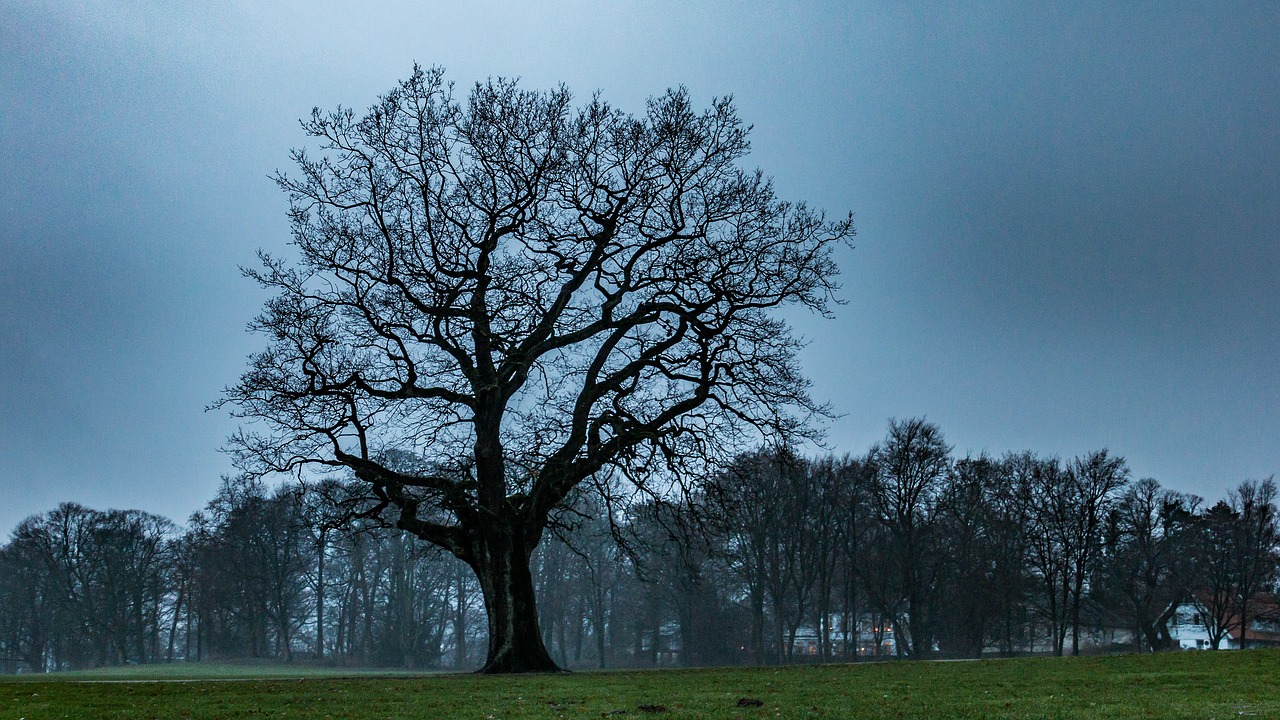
left=2, top=1, right=1277, bottom=536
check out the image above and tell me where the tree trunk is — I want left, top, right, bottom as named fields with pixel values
left=453, top=566, right=469, bottom=669
left=592, top=590, right=606, bottom=669
left=1239, top=597, right=1249, bottom=649
left=775, top=608, right=786, bottom=664
left=585, top=565, right=607, bottom=669
left=750, top=583, right=765, bottom=663
left=679, top=600, right=695, bottom=667
left=818, top=585, right=831, bottom=663
left=1070, top=571, right=1080, bottom=655
left=315, top=533, right=326, bottom=659
left=907, top=588, right=930, bottom=658
left=167, top=587, right=183, bottom=662
left=469, top=524, right=560, bottom=674
left=892, top=618, right=907, bottom=658
left=1071, top=598, right=1081, bottom=656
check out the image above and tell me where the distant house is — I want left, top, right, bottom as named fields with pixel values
left=1169, top=595, right=1280, bottom=650
left=787, top=617, right=898, bottom=659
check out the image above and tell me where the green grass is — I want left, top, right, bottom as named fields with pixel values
left=4, top=650, right=1279, bottom=719
left=9, top=660, right=436, bottom=681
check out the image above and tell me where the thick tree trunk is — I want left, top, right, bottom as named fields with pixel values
left=469, top=524, right=560, bottom=673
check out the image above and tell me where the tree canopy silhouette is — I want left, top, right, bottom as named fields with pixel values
left=221, top=66, right=854, bottom=673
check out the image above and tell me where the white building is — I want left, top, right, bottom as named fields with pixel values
left=1169, top=596, right=1280, bottom=650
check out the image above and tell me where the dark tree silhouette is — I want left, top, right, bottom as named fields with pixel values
left=868, top=418, right=951, bottom=658
left=220, top=67, right=853, bottom=672
left=1229, top=478, right=1278, bottom=648
left=1063, top=450, right=1128, bottom=655
left=1196, top=499, right=1239, bottom=649
left=718, top=448, right=785, bottom=664
left=1097, top=478, right=1200, bottom=652
left=1025, top=455, right=1073, bottom=655
left=934, top=454, right=1006, bottom=658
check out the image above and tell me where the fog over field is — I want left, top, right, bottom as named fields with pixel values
left=2, top=1, right=1278, bottom=536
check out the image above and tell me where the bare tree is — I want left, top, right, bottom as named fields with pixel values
left=809, top=455, right=856, bottom=662
left=1096, top=478, right=1200, bottom=652
left=868, top=418, right=951, bottom=658
left=298, top=477, right=351, bottom=660
left=219, top=67, right=852, bottom=672
left=186, top=478, right=315, bottom=662
left=763, top=449, right=820, bottom=663
left=933, top=454, right=1005, bottom=658
left=834, top=454, right=874, bottom=660
left=718, top=449, right=783, bottom=664
left=0, top=505, right=177, bottom=670
left=1063, top=450, right=1129, bottom=655
left=1229, top=478, right=1278, bottom=648
left=1025, top=455, right=1073, bottom=655
left=542, top=491, right=623, bottom=668
left=717, top=446, right=826, bottom=664
left=0, top=521, right=59, bottom=671
left=989, top=451, right=1037, bottom=656
left=1195, top=500, right=1238, bottom=649
left=91, top=509, right=176, bottom=666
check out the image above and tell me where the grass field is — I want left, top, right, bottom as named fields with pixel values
left=3, top=650, right=1279, bottom=719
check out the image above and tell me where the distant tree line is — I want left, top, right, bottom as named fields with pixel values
left=2, top=418, right=1276, bottom=672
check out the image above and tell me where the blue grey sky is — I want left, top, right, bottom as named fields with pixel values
left=2, top=2, right=1277, bottom=536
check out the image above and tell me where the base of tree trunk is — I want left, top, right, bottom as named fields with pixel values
left=476, top=650, right=565, bottom=674
left=469, top=525, right=565, bottom=674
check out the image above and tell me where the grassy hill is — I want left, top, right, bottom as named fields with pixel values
left=3, top=650, right=1278, bottom=719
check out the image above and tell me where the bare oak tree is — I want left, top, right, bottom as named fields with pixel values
left=220, top=67, right=853, bottom=672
